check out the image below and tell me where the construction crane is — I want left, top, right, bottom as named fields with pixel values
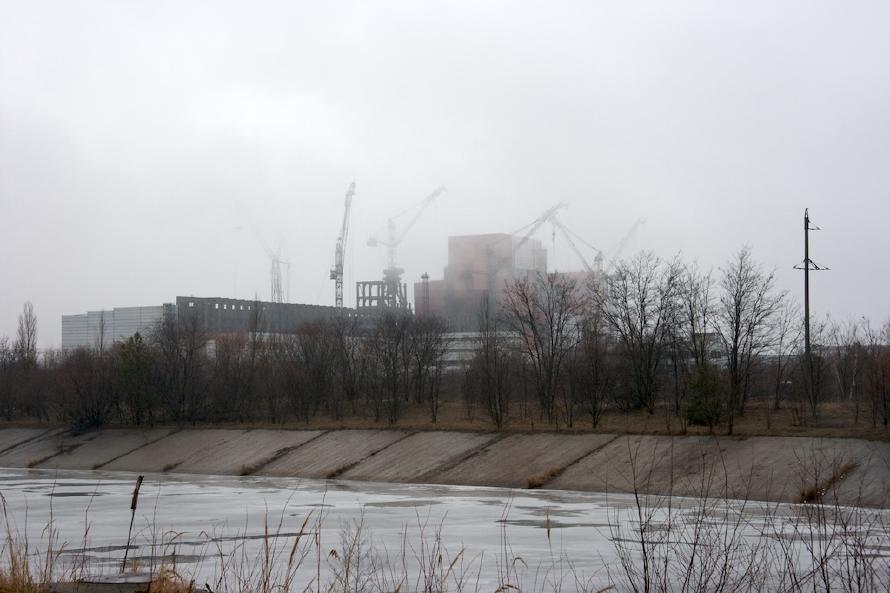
left=368, top=186, right=447, bottom=308
left=506, top=202, right=567, bottom=262
left=259, top=240, right=289, bottom=304
left=605, top=218, right=646, bottom=270
left=495, top=205, right=644, bottom=278
left=330, top=182, right=355, bottom=309
left=549, top=213, right=602, bottom=274
left=473, top=203, right=568, bottom=315
left=241, top=211, right=290, bottom=303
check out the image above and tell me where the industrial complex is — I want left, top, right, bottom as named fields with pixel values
left=61, top=186, right=641, bottom=349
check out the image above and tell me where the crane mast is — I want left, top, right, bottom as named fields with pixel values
left=330, top=182, right=355, bottom=308
left=368, top=186, right=446, bottom=309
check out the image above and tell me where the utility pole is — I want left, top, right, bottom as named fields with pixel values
left=794, top=208, right=828, bottom=358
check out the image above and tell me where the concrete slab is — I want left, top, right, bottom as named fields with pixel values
left=258, top=430, right=410, bottom=479
left=0, top=429, right=95, bottom=468
left=38, top=428, right=174, bottom=470
left=831, top=441, right=890, bottom=508
left=550, top=435, right=890, bottom=507
left=0, top=428, right=58, bottom=456
left=102, top=429, right=248, bottom=473
left=175, top=429, right=324, bottom=475
left=0, top=426, right=883, bottom=507
left=550, top=435, right=726, bottom=496
left=341, top=431, right=497, bottom=483
left=429, top=433, right=617, bottom=489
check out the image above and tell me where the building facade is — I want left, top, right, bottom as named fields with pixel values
left=414, top=233, right=548, bottom=330
left=61, top=304, right=173, bottom=350
left=62, top=297, right=341, bottom=350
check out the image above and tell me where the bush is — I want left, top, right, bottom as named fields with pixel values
left=686, top=363, right=722, bottom=430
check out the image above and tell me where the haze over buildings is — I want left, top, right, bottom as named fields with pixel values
left=2, top=1, right=890, bottom=348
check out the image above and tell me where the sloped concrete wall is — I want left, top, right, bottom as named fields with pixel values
left=0, top=427, right=886, bottom=507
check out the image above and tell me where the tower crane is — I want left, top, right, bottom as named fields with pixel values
left=242, top=214, right=290, bottom=303
left=476, top=203, right=568, bottom=314
left=368, top=186, right=447, bottom=308
left=330, top=182, right=356, bottom=309
left=605, top=218, right=646, bottom=270
left=549, top=213, right=602, bottom=274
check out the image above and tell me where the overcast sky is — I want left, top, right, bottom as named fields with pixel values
left=2, top=0, right=889, bottom=348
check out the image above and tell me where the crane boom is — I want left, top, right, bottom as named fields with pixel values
left=391, top=186, right=446, bottom=247
left=508, top=202, right=567, bottom=260
left=367, top=185, right=447, bottom=309
left=606, top=218, right=646, bottom=269
left=330, top=182, right=356, bottom=308
left=551, top=214, right=596, bottom=274
left=484, top=203, right=566, bottom=281
left=237, top=204, right=289, bottom=302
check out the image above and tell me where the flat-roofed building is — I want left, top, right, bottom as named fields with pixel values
left=62, top=304, right=172, bottom=350
left=414, top=233, right=548, bottom=330
left=62, top=297, right=341, bottom=350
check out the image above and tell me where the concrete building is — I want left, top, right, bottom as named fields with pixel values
left=62, top=297, right=341, bottom=350
left=61, top=304, right=173, bottom=350
left=414, top=233, right=548, bottom=330
left=176, top=296, right=338, bottom=334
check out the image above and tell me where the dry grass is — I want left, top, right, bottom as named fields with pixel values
left=238, top=463, right=260, bottom=476
left=526, top=466, right=563, bottom=489
left=147, top=568, right=195, bottom=593
left=1, top=399, right=887, bottom=441
left=0, top=547, right=50, bottom=593
left=326, top=462, right=357, bottom=479
left=152, top=400, right=890, bottom=442
left=798, top=461, right=860, bottom=504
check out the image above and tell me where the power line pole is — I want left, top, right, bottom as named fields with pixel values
left=794, top=208, right=829, bottom=358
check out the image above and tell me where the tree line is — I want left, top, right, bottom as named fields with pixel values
left=1, top=246, right=888, bottom=433
left=463, top=246, right=890, bottom=433
left=0, top=305, right=450, bottom=431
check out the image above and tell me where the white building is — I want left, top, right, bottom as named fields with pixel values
left=61, top=305, right=170, bottom=350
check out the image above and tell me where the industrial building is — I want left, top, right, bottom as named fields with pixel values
left=176, top=297, right=337, bottom=334
left=62, top=297, right=339, bottom=350
left=61, top=304, right=173, bottom=350
left=415, top=233, right=548, bottom=330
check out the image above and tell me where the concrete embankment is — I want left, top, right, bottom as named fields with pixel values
left=1, top=427, right=888, bottom=507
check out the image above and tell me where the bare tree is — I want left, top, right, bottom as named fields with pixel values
left=465, top=293, right=512, bottom=429
left=568, top=308, right=612, bottom=429
left=593, top=252, right=683, bottom=413
left=795, top=315, right=830, bottom=422
left=408, top=315, right=449, bottom=423
left=371, top=312, right=413, bottom=424
left=680, top=263, right=715, bottom=369
left=0, top=337, right=14, bottom=420
left=503, top=272, right=585, bottom=424
left=863, top=319, right=890, bottom=427
left=713, top=246, right=784, bottom=433
left=210, top=302, right=266, bottom=422
left=14, top=302, right=38, bottom=368
left=770, top=298, right=802, bottom=412
left=150, top=310, right=212, bottom=423
left=827, top=318, right=865, bottom=423
left=329, top=315, right=368, bottom=417
left=113, top=332, right=156, bottom=426
left=262, top=334, right=290, bottom=423
left=57, top=346, right=115, bottom=431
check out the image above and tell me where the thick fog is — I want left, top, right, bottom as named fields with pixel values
left=1, top=0, right=888, bottom=348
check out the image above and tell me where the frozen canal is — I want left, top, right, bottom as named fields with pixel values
left=1, top=468, right=888, bottom=592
